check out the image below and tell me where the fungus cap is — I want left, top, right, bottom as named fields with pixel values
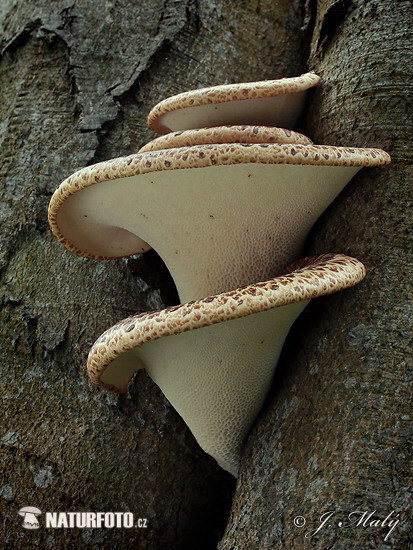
left=48, top=143, right=390, bottom=302
left=88, top=253, right=366, bottom=475
left=147, top=72, right=321, bottom=133
left=18, top=507, right=41, bottom=516
left=139, top=125, right=313, bottom=153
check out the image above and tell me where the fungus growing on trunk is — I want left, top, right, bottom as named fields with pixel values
left=147, top=72, right=321, bottom=133
left=48, top=128, right=390, bottom=475
left=87, top=254, right=366, bottom=476
left=139, top=125, right=312, bottom=153
left=48, top=143, right=390, bottom=302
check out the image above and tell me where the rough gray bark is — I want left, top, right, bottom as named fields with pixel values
left=220, top=1, right=412, bottom=548
left=0, top=1, right=306, bottom=548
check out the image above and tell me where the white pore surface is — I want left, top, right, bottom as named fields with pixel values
left=101, top=301, right=308, bottom=476
left=157, top=92, right=306, bottom=132
left=57, top=163, right=359, bottom=302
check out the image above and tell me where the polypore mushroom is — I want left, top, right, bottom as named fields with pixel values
left=18, top=507, right=41, bottom=529
left=48, top=143, right=390, bottom=303
left=139, top=125, right=312, bottom=153
left=88, top=254, right=366, bottom=476
left=48, top=142, right=390, bottom=474
left=147, top=72, right=320, bottom=133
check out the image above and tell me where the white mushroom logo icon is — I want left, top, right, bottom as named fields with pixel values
left=18, top=507, right=41, bottom=529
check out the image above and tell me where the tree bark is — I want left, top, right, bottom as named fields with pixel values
left=0, top=1, right=306, bottom=548
left=220, top=1, right=412, bottom=548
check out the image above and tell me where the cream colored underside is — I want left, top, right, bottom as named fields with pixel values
left=101, top=301, right=308, bottom=476
left=157, top=92, right=306, bottom=132
left=57, top=163, right=358, bottom=302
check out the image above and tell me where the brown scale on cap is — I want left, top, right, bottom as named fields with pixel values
left=86, top=253, right=368, bottom=475
left=147, top=72, right=321, bottom=133
left=139, top=125, right=313, bottom=153
left=87, top=253, right=366, bottom=393
left=48, top=143, right=391, bottom=262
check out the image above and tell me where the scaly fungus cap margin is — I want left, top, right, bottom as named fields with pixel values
left=48, top=143, right=390, bottom=261
left=147, top=72, right=321, bottom=133
left=88, top=253, right=366, bottom=393
left=139, top=125, right=313, bottom=152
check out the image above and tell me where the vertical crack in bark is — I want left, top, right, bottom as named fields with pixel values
left=313, top=0, right=353, bottom=59
left=302, top=0, right=317, bottom=55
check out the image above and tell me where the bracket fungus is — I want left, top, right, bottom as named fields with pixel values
left=48, top=143, right=390, bottom=303
left=147, top=72, right=321, bottom=134
left=48, top=72, right=391, bottom=476
left=139, top=125, right=313, bottom=153
left=88, top=254, right=366, bottom=476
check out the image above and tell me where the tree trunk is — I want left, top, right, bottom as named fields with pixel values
left=220, top=1, right=412, bottom=548
left=0, top=1, right=306, bottom=549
